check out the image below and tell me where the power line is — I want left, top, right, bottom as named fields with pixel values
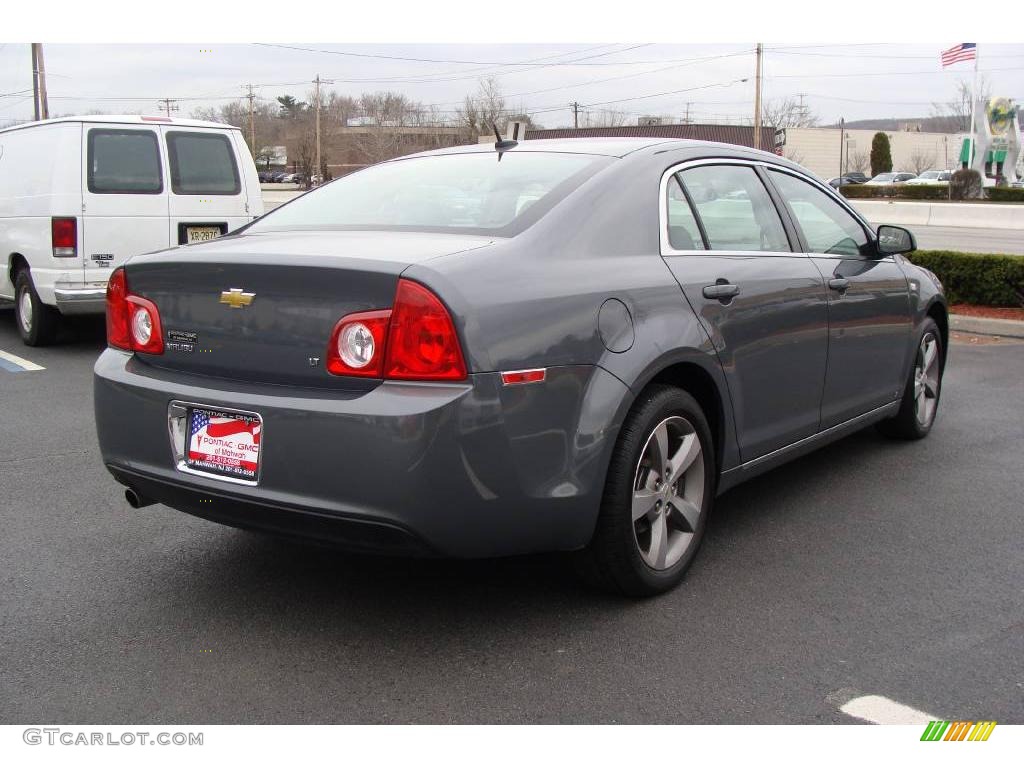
left=251, top=42, right=666, bottom=67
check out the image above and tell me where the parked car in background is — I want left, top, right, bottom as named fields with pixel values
left=270, top=171, right=289, bottom=182
left=827, top=175, right=863, bottom=189
left=94, top=138, right=947, bottom=596
left=0, top=115, right=263, bottom=346
left=844, top=172, right=869, bottom=183
left=906, top=170, right=952, bottom=186
left=864, top=172, right=917, bottom=185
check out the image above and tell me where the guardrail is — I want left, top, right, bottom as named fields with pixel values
left=850, top=200, right=1024, bottom=231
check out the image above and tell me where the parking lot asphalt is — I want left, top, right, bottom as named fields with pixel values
left=0, top=307, right=1021, bottom=724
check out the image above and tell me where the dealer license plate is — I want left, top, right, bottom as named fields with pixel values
left=185, top=406, right=262, bottom=482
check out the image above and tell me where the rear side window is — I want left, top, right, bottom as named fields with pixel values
left=166, top=131, right=241, bottom=195
left=679, top=164, right=790, bottom=252
left=87, top=129, right=162, bottom=194
left=665, top=176, right=705, bottom=250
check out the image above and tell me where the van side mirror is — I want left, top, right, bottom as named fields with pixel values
left=876, top=224, right=916, bottom=256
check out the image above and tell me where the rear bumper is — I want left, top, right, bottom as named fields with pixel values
left=94, top=349, right=629, bottom=558
left=54, top=285, right=106, bottom=315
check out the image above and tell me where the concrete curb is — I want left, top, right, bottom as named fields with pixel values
left=950, top=314, right=1024, bottom=339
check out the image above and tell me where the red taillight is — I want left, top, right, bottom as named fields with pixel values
left=106, top=267, right=164, bottom=354
left=127, top=295, right=164, bottom=354
left=106, top=268, right=131, bottom=350
left=325, top=279, right=466, bottom=381
left=51, top=217, right=77, bottom=258
left=325, top=310, right=391, bottom=377
left=384, top=279, right=466, bottom=381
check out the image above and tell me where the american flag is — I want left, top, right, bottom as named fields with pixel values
left=941, top=43, right=976, bottom=67
left=190, top=411, right=261, bottom=444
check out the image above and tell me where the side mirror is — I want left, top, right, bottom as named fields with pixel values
left=876, top=224, right=916, bottom=256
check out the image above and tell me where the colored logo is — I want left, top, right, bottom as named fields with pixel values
left=219, top=288, right=255, bottom=308
left=921, top=720, right=996, bottom=742
left=986, top=97, right=1016, bottom=138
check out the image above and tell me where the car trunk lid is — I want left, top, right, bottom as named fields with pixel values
left=123, top=230, right=492, bottom=388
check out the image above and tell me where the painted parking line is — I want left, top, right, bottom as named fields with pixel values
left=840, top=694, right=939, bottom=725
left=0, top=349, right=45, bottom=372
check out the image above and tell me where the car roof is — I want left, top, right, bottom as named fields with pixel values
left=0, top=114, right=238, bottom=135
left=401, top=137, right=797, bottom=164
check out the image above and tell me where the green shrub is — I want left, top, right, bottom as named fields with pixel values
left=870, top=132, right=892, bottom=177
left=839, top=184, right=948, bottom=200
left=985, top=187, right=1024, bottom=202
left=950, top=169, right=982, bottom=200
left=908, top=250, right=1024, bottom=307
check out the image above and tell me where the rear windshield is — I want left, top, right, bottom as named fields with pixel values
left=167, top=131, right=241, bottom=195
left=248, top=151, right=611, bottom=237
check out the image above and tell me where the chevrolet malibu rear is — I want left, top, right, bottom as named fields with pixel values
left=95, top=139, right=947, bottom=596
left=94, top=146, right=630, bottom=566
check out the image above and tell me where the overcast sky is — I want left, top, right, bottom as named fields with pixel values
left=1, top=42, right=1021, bottom=129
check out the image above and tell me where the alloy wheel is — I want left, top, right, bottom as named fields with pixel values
left=632, top=416, right=705, bottom=571
left=913, top=332, right=940, bottom=427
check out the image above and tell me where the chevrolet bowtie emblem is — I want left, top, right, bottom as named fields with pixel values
left=219, top=288, right=255, bottom=308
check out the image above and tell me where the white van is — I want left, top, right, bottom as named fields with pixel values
left=0, top=115, right=264, bottom=345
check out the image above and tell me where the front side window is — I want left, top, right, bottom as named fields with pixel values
left=87, top=129, right=162, bottom=194
left=678, top=164, right=790, bottom=252
left=167, top=131, right=241, bottom=195
left=768, top=170, right=870, bottom=257
left=248, top=151, right=611, bottom=237
left=665, top=175, right=705, bottom=250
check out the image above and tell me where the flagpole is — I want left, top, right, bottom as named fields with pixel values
left=967, top=45, right=979, bottom=171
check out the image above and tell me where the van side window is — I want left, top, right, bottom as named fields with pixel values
left=665, top=175, right=706, bottom=250
left=87, top=129, right=162, bottom=194
left=166, top=132, right=241, bottom=196
left=679, top=164, right=790, bottom=253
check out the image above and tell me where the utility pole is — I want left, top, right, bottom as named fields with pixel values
left=157, top=98, right=179, bottom=118
left=753, top=43, right=763, bottom=150
left=838, top=117, right=845, bottom=176
left=683, top=102, right=692, bottom=124
left=244, top=84, right=257, bottom=153
left=314, top=75, right=322, bottom=184
left=31, top=43, right=49, bottom=121
left=571, top=101, right=580, bottom=129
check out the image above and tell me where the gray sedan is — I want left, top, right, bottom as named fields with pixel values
left=94, top=138, right=947, bottom=596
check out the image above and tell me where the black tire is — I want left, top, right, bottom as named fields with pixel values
left=14, top=268, right=61, bottom=347
left=877, top=318, right=944, bottom=440
left=577, top=385, right=715, bottom=597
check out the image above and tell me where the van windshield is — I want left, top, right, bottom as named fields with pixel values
left=248, top=151, right=611, bottom=237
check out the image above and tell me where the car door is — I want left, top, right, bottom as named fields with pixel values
left=765, top=168, right=913, bottom=429
left=81, top=125, right=170, bottom=284
left=161, top=127, right=251, bottom=246
left=661, top=161, right=830, bottom=462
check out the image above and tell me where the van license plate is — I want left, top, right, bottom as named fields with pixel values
left=184, top=407, right=262, bottom=482
left=186, top=226, right=222, bottom=244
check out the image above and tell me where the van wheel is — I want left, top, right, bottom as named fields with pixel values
left=577, top=385, right=715, bottom=597
left=14, top=269, right=61, bottom=346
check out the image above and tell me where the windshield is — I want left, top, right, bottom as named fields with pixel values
left=249, top=151, right=611, bottom=237
left=920, top=171, right=940, bottom=179
left=872, top=173, right=896, bottom=182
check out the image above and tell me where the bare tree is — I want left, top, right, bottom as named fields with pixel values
left=356, top=91, right=425, bottom=164
left=761, top=97, right=818, bottom=129
left=908, top=148, right=938, bottom=175
left=846, top=150, right=869, bottom=175
left=930, top=77, right=991, bottom=132
left=582, top=109, right=631, bottom=128
left=456, top=77, right=507, bottom=141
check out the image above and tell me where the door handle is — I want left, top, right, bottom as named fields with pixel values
left=828, top=277, right=850, bottom=292
left=703, top=283, right=741, bottom=301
